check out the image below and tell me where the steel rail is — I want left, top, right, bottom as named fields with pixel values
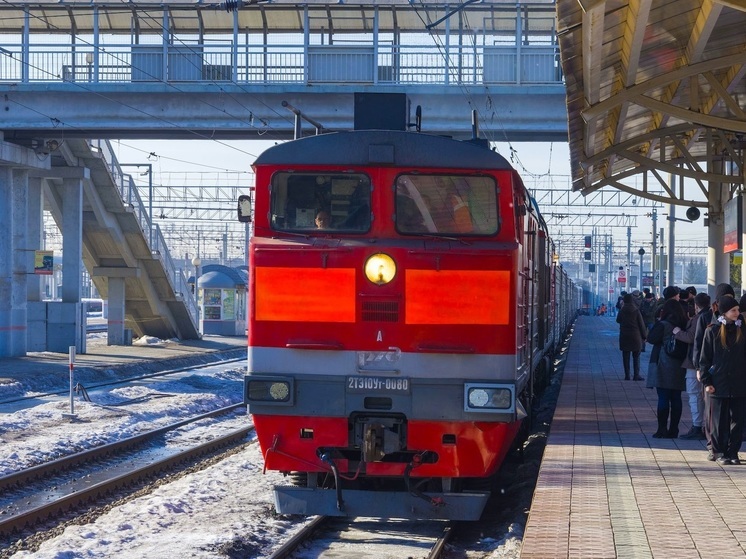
left=0, top=427, right=253, bottom=536
left=266, top=517, right=455, bottom=559
left=427, top=522, right=457, bottom=559
left=0, top=354, right=245, bottom=406
left=0, top=403, right=244, bottom=491
left=266, top=516, right=329, bottom=559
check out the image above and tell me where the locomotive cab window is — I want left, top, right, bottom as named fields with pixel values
left=269, top=172, right=371, bottom=233
left=395, top=174, right=499, bottom=235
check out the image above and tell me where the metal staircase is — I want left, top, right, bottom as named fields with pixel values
left=43, top=138, right=200, bottom=340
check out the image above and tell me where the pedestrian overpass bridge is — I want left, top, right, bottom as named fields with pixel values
left=0, top=0, right=567, bottom=357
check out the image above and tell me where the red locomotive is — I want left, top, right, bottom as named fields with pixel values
left=239, top=120, right=578, bottom=520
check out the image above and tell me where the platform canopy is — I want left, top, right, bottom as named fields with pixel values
left=557, top=0, right=746, bottom=207
left=1, top=0, right=556, bottom=34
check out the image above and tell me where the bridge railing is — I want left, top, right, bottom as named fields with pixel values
left=87, top=139, right=199, bottom=329
left=0, top=41, right=561, bottom=85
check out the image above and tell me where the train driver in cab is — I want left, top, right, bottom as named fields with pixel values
left=315, top=210, right=331, bottom=229
left=432, top=177, right=474, bottom=234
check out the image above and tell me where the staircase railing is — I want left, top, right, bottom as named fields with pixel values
left=87, top=139, right=199, bottom=330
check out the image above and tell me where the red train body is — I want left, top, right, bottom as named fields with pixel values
left=242, top=129, right=578, bottom=520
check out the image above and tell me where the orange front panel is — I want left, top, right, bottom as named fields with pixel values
left=405, top=270, right=510, bottom=325
left=255, top=267, right=356, bottom=322
left=405, top=419, right=522, bottom=477
left=254, top=415, right=349, bottom=472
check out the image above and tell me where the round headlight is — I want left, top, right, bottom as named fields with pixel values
left=269, top=382, right=290, bottom=401
left=468, top=388, right=490, bottom=408
left=364, top=253, right=397, bottom=285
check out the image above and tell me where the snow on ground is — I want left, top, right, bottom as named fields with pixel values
left=10, top=444, right=296, bottom=559
left=132, top=335, right=174, bottom=347
left=0, top=366, right=245, bottom=476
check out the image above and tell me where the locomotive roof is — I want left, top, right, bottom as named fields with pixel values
left=253, top=131, right=513, bottom=171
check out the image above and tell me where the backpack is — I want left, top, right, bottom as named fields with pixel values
left=664, top=332, right=688, bottom=360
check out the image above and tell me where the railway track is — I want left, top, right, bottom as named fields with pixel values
left=267, top=516, right=456, bottom=559
left=0, top=403, right=252, bottom=537
left=0, top=356, right=245, bottom=406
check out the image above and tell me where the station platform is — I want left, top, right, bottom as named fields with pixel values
left=0, top=335, right=247, bottom=402
left=521, top=315, right=746, bottom=559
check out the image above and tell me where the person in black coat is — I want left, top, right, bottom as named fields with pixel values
left=616, top=294, right=647, bottom=380
left=693, top=284, right=733, bottom=454
left=647, top=298, right=688, bottom=438
left=698, top=295, right=746, bottom=465
left=677, top=292, right=710, bottom=440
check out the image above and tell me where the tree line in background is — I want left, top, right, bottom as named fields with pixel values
left=685, top=256, right=744, bottom=293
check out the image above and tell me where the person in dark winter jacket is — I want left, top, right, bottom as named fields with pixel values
left=681, top=286, right=697, bottom=318
left=617, top=294, right=647, bottom=380
left=698, top=295, right=746, bottom=465
left=654, top=285, right=680, bottom=321
left=640, top=292, right=657, bottom=329
left=647, top=298, right=688, bottom=438
left=676, top=292, right=710, bottom=439
left=693, top=284, right=732, bottom=453
left=709, top=283, right=736, bottom=321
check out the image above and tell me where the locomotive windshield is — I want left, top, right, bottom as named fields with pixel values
left=395, top=174, right=499, bottom=236
left=269, top=172, right=371, bottom=232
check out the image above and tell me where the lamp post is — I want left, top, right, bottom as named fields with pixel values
left=192, top=257, right=202, bottom=334
left=638, top=247, right=645, bottom=292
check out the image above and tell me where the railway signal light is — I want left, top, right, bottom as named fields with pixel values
left=584, top=235, right=592, bottom=249
left=584, top=251, right=591, bottom=260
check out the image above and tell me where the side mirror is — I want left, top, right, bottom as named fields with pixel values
left=238, top=194, right=252, bottom=223
left=686, top=206, right=701, bottom=221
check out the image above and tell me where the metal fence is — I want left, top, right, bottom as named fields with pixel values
left=0, top=41, right=562, bottom=85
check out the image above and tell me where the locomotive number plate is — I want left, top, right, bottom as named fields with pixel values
left=346, top=376, right=410, bottom=394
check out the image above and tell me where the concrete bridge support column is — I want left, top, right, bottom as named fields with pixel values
left=61, top=177, right=83, bottom=304
left=92, top=266, right=139, bottom=346
left=11, top=169, right=28, bottom=356
left=26, top=176, right=46, bottom=352
left=0, top=168, right=13, bottom=357
left=26, top=176, right=43, bottom=303
left=107, top=276, right=126, bottom=346
left=0, top=167, right=30, bottom=357
left=47, top=176, right=84, bottom=353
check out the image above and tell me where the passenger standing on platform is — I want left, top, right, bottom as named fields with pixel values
left=677, top=292, right=710, bottom=440
left=709, top=283, right=736, bottom=321
left=617, top=294, right=647, bottom=381
left=698, top=295, right=746, bottom=465
left=646, top=298, right=688, bottom=438
left=640, top=292, right=657, bottom=352
left=654, top=285, right=680, bottom=320
left=616, top=291, right=626, bottom=314
left=680, top=286, right=697, bottom=318
left=693, top=284, right=732, bottom=454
